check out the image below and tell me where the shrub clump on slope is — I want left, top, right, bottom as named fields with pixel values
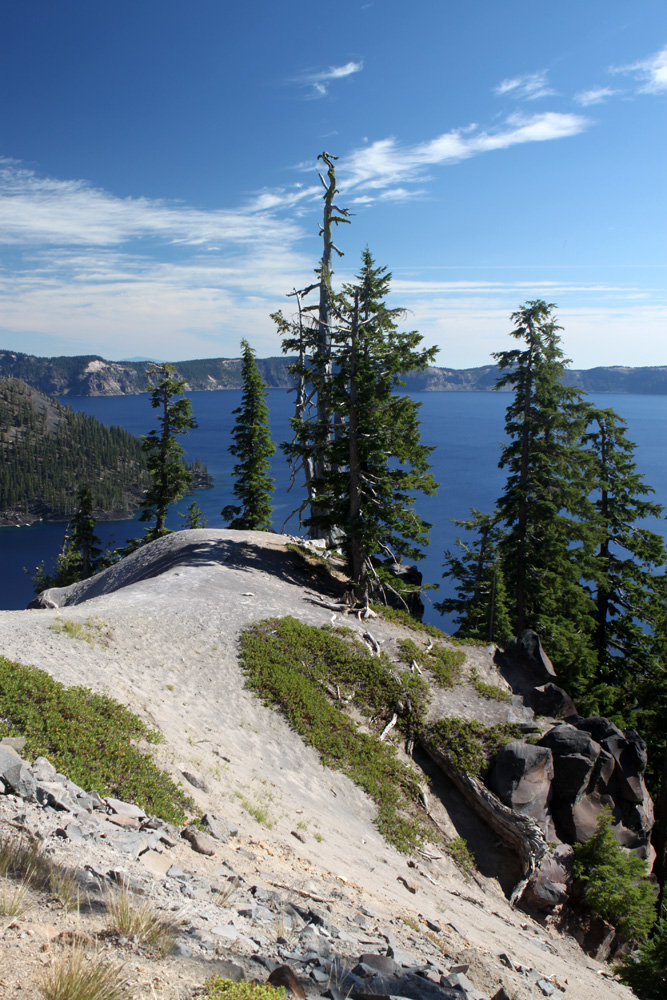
left=425, top=717, right=524, bottom=779
left=0, top=656, right=191, bottom=824
left=239, top=616, right=431, bottom=852
left=573, top=808, right=656, bottom=944
left=617, top=919, right=667, bottom=999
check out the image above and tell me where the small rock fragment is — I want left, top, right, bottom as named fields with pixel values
left=181, top=824, right=217, bottom=856
left=268, top=965, right=307, bottom=998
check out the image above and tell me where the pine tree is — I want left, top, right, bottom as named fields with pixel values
left=582, top=407, right=666, bottom=710
left=281, top=248, right=437, bottom=598
left=32, top=486, right=106, bottom=591
left=618, top=918, right=667, bottom=999
left=179, top=499, right=208, bottom=529
left=573, top=808, right=656, bottom=943
left=435, top=510, right=512, bottom=644
left=68, top=486, right=104, bottom=578
left=273, top=151, right=351, bottom=539
left=221, top=340, right=275, bottom=530
left=492, top=301, right=598, bottom=684
left=140, top=364, right=197, bottom=539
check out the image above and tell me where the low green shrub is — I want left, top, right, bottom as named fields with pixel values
left=470, top=668, right=511, bottom=702
left=426, top=717, right=523, bottom=778
left=397, top=637, right=465, bottom=688
left=240, top=617, right=431, bottom=852
left=573, top=808, right=656, bottom=943
left=369, top=603, right=448, bottom=637
left=446, top=836, right=476, bottom=877
left=203, top=979, right=285, bottom=1000
left=0, top=656, right=191, bottom=824
left=617, top=918, right=667, bottom=998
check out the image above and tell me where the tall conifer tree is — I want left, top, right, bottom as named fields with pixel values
left=272, top=152, right=350, bottom=539
left=435, top=510, right=512, bottom=644
left=492, top=301, right=598, bottom=685
left=584, top=407, right=665, bottom=708
left=222, top=340, right=275, bottom=530
left=313, top=249, right=438, bottom=596
left=140, top=363, right=197, bottom=539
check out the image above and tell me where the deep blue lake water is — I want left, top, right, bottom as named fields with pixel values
left=2, top=389, right=666, bottom=628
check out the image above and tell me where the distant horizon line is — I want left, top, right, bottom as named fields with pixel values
left=1, top=347, right=666, bottom=373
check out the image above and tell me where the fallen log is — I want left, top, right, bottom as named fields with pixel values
left=420, top=737, right=548, bottom=906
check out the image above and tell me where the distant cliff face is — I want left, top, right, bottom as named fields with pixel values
left=1, top=349, right=666, bottom=396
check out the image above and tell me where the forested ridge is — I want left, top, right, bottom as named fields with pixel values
left=2, top=348, right=667, bottom=396
left=0, top=377, right=150, bottom=523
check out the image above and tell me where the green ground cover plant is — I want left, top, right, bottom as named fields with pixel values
left=397, top=637, right=465, bottom=688
left=203, top=979, right=285, bottom=1000
left=369, top=603, right=448, bottom=637
left=573, top=808, right=656, bottom=943
left=240, top=616, right=431, bottom=851
left=0, top=655, right=191, bottom=824
left=445, top=836, right=477, bottom=877
left=426, top=717, right=523, bottom=779
left=469, top=668, right=511, bottom=702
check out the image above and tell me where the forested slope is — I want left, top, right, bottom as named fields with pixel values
left=0, top=377, right=149, bottom=524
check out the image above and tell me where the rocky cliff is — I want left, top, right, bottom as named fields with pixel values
left=2, top=349, right=667, bottom=396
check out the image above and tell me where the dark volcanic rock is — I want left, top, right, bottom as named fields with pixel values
left=488, top=741, right=553, bottom=825
left=528, top=683, right=576, bottom=719
left=523, top=845, right=574, bottom=911
left=539, top=725, right=601, bottom=801
left=502, top=630, right=557, bottom=686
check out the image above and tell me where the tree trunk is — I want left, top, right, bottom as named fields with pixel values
left=421, top=737, right=548, bottom=903
left=515, top=345, right=534, bottom=632
left=348, top=292, right=366, bottom=594
left=655, top=746, right=667, bottom=915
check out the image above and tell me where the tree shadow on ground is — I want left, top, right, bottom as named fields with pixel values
left=42, top=532, right=348, bottom=608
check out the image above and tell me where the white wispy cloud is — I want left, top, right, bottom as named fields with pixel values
left=0, top=159, right=318, bottom=358
left=0, top=158, right=304, bottom=249
left=298, top=60, right=363, bottom=98
left=340, top=112, right=589, bottom=192
left=494, top=71, right=556, bottom=101
left=613, top=44, right=667, bottom=94
left=574, top=86, right=617, bottom=106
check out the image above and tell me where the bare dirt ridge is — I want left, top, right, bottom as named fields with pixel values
left=0, top=529, right=633, bottom=999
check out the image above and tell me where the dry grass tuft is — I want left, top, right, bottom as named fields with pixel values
left=0, top=874, right=33, bottom=917
left=105, top=887, right=180, bottom=957
left=39, top=947, right=126, bottom=1000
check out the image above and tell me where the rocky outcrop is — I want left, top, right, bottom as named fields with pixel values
left=424, top=630, right=655, bottom=920
left=3, top=349, right=667, bottom=396
left=488, top=741, right=554, bottom=826
left=540, top=718, right=655, bottom=861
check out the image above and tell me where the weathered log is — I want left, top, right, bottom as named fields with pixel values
left=420, top=737, right=548, bottom=905
left=380, top=713, right=398, bottom=741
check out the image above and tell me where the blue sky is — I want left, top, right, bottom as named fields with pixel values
left=0, top=1, right=665, bottom=368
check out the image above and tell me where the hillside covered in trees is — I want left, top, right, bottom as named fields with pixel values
left=0, top=377, right=150, bottom=525
left=2, top=348, right=667, bottom=396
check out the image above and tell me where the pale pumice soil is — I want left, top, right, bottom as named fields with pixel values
left=0, top=529, right=634, bottom=1000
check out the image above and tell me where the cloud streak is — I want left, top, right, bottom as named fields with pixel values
left=0, top=159, right=307, bottom=249
left=340, top=112, right=589, bottom=195
left=574, top=86, right=617, bottom=106
left=494, top=71, right=556, bottom=101
left=613, top=44, right=667, bottom=94
left=298, top=60, right=363, bottom=98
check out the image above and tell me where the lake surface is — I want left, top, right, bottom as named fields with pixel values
left=2, top=389, right=666, bottom=629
